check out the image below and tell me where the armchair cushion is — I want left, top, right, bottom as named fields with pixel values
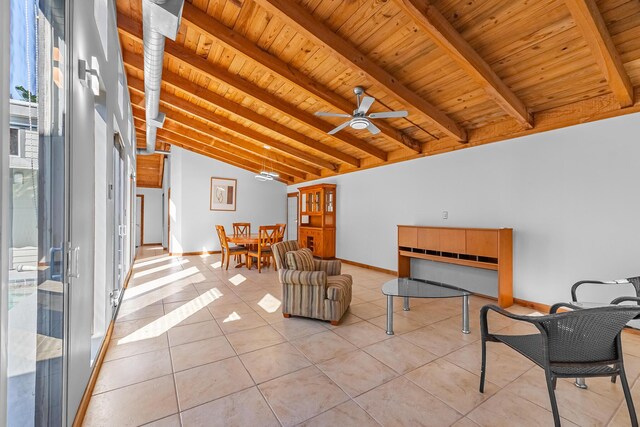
left=314, top=259, right=342, bottom=276
left=285, top=248, right=315, bottom=271
left=326, top=274, right=352, bottom=301
left=279, top=269, right=326, bottom=286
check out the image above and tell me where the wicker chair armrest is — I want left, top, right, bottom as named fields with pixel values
left=279, top=269, right=327, bottom=287
left=313, top=259, right=341, bottom=276
left=480, top=304, right=545, bottom=338
left=571, top=279, right=629, bottom=301
left=611, top=296, right=640, bottom=305
left=549, top=302, right=583, bottom=314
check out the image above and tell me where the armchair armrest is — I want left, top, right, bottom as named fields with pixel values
left=571, top=279, right=630, bottom=302
left=279, top=269, right=327, bottom=287
left=549, top=302, right=583, bottom=314
left=611, top=296, right=640, bottom=305
left=480, top=304, right=544, bottom=339
left=313, top=259, right=341, bottom=276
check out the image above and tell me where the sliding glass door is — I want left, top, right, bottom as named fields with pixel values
left=5, top=0, right=68, bottom=425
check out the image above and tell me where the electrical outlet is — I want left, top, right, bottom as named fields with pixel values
left=442, top=211, right=448, bottom=220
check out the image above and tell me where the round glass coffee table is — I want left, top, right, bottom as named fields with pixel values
left=382, top=277, right=471, bottom=335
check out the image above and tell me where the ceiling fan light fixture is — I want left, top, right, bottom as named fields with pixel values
left=350, top=118, right=369, bottom=130
left=255, top=173, right=269, bottom=182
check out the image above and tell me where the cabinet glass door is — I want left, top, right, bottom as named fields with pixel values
left=314, top=191, right=321, bottom=212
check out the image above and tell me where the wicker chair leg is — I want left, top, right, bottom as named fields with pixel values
left=544, top=370, right=561, bottom=427
left=479, top=338, right=487, bottom=393
left=619, top=366, right=638, bottom=427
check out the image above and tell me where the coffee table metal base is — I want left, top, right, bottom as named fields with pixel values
left=386, top=294, right=470, bottom=335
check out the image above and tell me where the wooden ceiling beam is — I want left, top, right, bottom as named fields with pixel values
left=124, top=70, right=354, bottom=169
left=130, top=99, right=320, bottom=177
left=134, top=119, right=304, bottom=181
left=396, top=0, right=532, bottom=129
left=117, top=15, right=384, bottom=160
left=135, top=128, right=294, bottom=184
left=564, top=0, right=634, bottom=107
left=179, top=3, right=422, bottom=153
left=253, top=0, right=467, bottom=142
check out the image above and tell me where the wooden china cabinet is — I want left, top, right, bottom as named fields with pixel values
left=298, top=184, right=336, bottom=259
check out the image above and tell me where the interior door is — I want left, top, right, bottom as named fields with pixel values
left=135, top=195, right=142, bottom=247
left=112, top=137, right=125, bottom=294
left=287, top=194, right=298, bottom=241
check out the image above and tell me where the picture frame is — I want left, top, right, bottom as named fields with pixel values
left=210, top=177, right=237, bottom=211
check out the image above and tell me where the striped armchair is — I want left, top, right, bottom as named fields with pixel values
left=272, top=241, right=352, bottom=325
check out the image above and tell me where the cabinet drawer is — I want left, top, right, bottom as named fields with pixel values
left=398, top=227, right=417, bottom=247
left=417, top=228, right=439, bottom=251
left=439, top=229, right=466, bottom=253
left=466, top=230, right=498, bottom=257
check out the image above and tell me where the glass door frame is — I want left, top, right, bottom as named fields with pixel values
left=1, top=1, right=11, bottom=424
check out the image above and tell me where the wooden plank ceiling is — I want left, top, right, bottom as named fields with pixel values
left=121, top=0, right=640, bottom=187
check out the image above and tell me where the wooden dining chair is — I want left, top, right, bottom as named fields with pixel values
left=232, top=222, right=251, bottom=262
left=215, top=225, right=248, bottom=270
left=232, top=223, right=251, bottom=238
left=276, top=223, right=287, bottom=241
left=247, top=225, right=279, bottom=273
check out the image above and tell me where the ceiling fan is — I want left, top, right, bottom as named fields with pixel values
left=314, top=86, right=408, bottom=135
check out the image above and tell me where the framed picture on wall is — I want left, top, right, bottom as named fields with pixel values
left=210, top=177, right=237, bottom=211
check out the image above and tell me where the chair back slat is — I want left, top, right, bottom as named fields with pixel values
left=233, top=223, right=251, bottom=237
left=272, top=240, right=300, bottom=270
left=276, top=223, right=286, bottom=240
left=215, top=225, right=229, bottom=251
left=541, top=307, right=640, bottom=363
left=258, top=225, right=280, bottom=249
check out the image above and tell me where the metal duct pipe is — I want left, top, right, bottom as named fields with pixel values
left=139, top=0, right=184, bottom=154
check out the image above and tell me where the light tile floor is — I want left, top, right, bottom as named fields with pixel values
left=83, top=246, right=640, bottom=426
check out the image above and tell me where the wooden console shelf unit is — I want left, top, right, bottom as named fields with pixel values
left=397, top=226, right=513, bottom=307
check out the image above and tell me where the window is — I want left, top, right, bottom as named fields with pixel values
left=9, top=127, right=20, bottom=156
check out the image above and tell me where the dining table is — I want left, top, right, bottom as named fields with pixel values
left=227, top=233, right=262, bottom=246
left=226, top=233, right=283, bottom=268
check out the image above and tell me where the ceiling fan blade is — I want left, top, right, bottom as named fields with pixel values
left=328, top=120, right=352, bottom=135
left=366, top=121, right=381, bottom=135
left=368, top=110, right=409, bottom=119
left=315, top=111, right=352, bottom=118
left=357, top=96, right=375, bottom=115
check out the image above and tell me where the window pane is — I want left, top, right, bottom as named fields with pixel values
left=7, top=0, right=66, bottom=425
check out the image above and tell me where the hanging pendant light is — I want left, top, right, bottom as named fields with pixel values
left=255, top=145, right=278, bottom=182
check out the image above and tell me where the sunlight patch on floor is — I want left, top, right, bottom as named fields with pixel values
left=211, top=261, right=222, bottom=269
left=124, top=267, right=199, bottom=300
left=117, top=288, right=223, bottom=345
left=133, top=255, right=173, bottom=269
left=223, top=311, right=241, bottom=323
left=133, top=260, right=187, bottom=279
left=258, top=293, right=281, bottom=313
left=228, top=274, right=247, bottom=286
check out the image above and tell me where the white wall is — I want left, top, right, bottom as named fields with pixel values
left=169, top=147, right=287, bottom=253
left=290, top=112, right=640, bottom=305
left=137, top=188, right=163, bottom=244
left=162, top=157, right=169, bottom=248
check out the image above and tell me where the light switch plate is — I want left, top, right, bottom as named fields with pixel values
left=442, top=211, right=448, bottom=219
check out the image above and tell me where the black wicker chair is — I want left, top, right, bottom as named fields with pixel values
left=571, top=276, right=640, bottom=307
left=480, top=304, right=640, bottom=427
left=570, top=276, right=640, bottom=389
